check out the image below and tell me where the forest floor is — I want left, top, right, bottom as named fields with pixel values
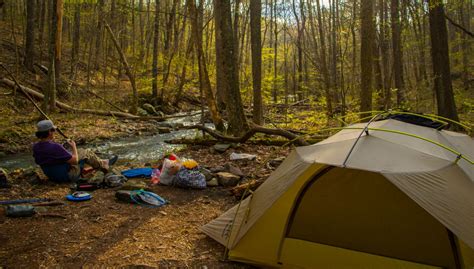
left=0, top=144, right=289, bottom=268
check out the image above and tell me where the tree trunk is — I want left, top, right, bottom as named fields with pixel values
left=94, top=0, right=104, bottom=70
left=152, top=0, right=159, bottom=99
left=214, top=0, right=226, bottom=112
left=54, top=0, right=63, bottom=88
left=427, top=0, right=459, bottom=122
left=391, top=0, right=406, bottom=107
left=459, top=3, right=471, bottom=91
left=359, top=0, right=375, bottom=115
left=316, top=0, right=333, bottom=115
left=44, top=0, right=60, bottom=113
left=250, top=0, right=263, bottom=125
left=272, top=0, right=278, bottom=104
left=380, top=0, right=391, bottom=109
left=37, top=0, right=46, bottom=61
left=24, top=0, right=36, bottom=71
left=214, top=0, right=249, bottom=135
left=189, top=0, right=225, bottom=131
left=70, top=1, right=80, bottom=76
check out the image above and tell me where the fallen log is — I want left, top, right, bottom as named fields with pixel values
left=1, top=78, right=138, bottom=117
left=180, top=124, right=310, bottom=146
left=1, top=78, right=204, bottom=121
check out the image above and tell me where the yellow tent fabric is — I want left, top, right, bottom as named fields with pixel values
left=201, top=119, right=474, bottom=268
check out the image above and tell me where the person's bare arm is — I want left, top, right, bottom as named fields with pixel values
left=66, top=140, right=79, bottom=165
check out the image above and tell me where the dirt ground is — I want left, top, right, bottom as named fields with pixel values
left=0, top=144, right=290, bottom=268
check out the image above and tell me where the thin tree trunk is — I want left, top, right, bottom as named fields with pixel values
left=24, top=0, right=36, bottom=71
left=94, top=0, right=104, bottom=70
left=272, top=0, right=278, bottom=104
left=37, top=0, right=46, bottom=62
left=391, top=0, right=406, bottom=107
left=70, top=0, right=80, bottom=77
left=316, top=0, right=333, bottom=115
left=152, top=0, right=159, bottom=100
left=104, top=21, right=138, bottom=114
left=250, top=0, right=263, bottom=124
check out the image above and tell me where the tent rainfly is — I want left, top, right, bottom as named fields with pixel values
left=202, top=118, right=474, bottom=268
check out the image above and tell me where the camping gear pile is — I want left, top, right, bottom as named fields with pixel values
left=146, top=154, right=207, bottom=189
left=202, top=117, right=474, bottom=268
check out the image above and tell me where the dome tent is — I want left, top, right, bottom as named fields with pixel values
left=201, top=117, right=474, bottom=268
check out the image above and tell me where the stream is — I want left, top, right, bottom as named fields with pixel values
left=0, top=112, right=205, bottom=171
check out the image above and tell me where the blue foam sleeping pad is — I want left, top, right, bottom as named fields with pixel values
left=121, top=168, right=153, bottom=178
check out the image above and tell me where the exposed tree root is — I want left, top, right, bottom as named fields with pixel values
left=179, top=124, right=311, bottom=146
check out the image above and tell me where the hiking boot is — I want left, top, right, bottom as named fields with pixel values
left=108, top=155, right=119, bottom=166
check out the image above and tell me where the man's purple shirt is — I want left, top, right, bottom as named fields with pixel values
left=33, top=141, right=72, bottom=166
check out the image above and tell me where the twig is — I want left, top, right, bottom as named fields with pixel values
left=445, top=15, right=474, bottom=38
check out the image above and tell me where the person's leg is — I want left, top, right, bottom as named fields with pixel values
left=78, top=149, right=108, bottom=171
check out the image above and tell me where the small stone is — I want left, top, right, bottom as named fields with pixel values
left=224, top=163, right=244, bottom=177
left=213, top=144, right=231, bottom=153
left=216, top=172, right=240, bottom=187
left=159, top=211, right=167, bottom=216
left=137, top=108, right=149, bottom=116
left=156, top=122, right=174, bottom=128
left=206, top=178, right=219, bottom=187
left=269, top=157, right=285, bottom=168
left=157, top=127, right=171, bottom=134
left=200, top=167, right=213, bottom=181
left=173, top=123, right=184, bottom=129
left=210, top=166, right=225, bottom=173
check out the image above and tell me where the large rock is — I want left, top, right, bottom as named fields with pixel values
left=216, top=172, right=240, bottom=187
left=143, top=103, right=159, bottom=115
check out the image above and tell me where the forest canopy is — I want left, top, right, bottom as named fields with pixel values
left=0, top=0, right=472, bottom=136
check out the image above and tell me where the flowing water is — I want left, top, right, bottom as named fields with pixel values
left=0, top=112, right=204, bottom=171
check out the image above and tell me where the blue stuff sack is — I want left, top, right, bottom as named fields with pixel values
left=174, top=167, right=206, bottom=189
left=121, top=168, right=153, bottom=178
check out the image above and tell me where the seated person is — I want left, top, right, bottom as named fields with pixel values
left=32, top=120, right=117, bottom=182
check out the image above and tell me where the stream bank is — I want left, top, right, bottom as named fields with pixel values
left=0, top=112, right=203, bottom=171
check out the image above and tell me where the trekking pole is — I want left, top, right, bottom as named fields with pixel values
left=0, top=62, right=68, bottom=139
